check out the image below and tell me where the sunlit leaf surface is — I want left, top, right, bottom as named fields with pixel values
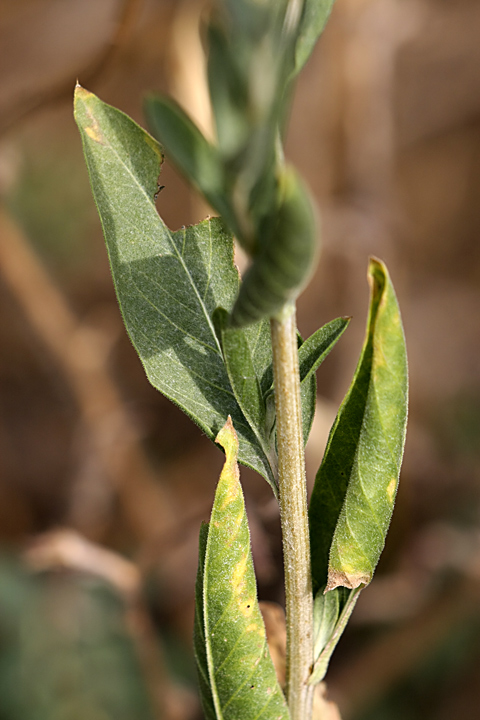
left=74, top=86, right=277, bottom=488
left=194, top=418, right=290, bottom=720
left=309, top=258, right=408, bottom=594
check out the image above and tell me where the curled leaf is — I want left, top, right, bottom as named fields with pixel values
left=309, top=258, right=408, bottom=594
left=231, top=165, right=318, bottom=327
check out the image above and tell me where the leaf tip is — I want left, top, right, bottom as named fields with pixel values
left=215, top=416, right=239, bottom=462
left=368, top=256, right=387, bottom=294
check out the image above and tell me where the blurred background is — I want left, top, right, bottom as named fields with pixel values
left=0, top=0, right=479, bottom=718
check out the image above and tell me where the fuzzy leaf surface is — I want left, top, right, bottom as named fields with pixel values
left=74, top=86, right=276, bottom=487
left=297, top=317, right=350, bottom=385
left=194, top=419, right=290, bottom=720
left=309, top=258, right=408, bottom=595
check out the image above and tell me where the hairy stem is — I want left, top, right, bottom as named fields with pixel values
left=271, top=305, right=314, bottom=720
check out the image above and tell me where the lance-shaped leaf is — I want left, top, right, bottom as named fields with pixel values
left=74, top=86, right=276, bottom=488
left=298, top=317, right=350, bottom=385
left=309, top=258, right=408, bottom=595
left=194, top=418, right=290, bottom=720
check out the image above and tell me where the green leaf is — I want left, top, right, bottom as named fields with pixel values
left=194, top=523, right=217, bottom=720
left=74, top=86, right=276, bottom=489
left=214, top=308, right=275, bottom=467
left=144, top=95, right=240, bottom=237
left=309, top=258, right=408, bottom=595
left=309, top=587, right=360, bottom=685
left=293, top=0, right=336, bottom=76
left=206, top=21, right=250, bottom=158
left=194, top=419, right=290, bottom=720
left=262, top=317, right=350, bottom=446
left=298, top=316, right=350, bottom=384
left=230, top=166, right=318, bottom=327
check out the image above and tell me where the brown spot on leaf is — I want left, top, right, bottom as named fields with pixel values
left=326, top=569, right=370, bottom=592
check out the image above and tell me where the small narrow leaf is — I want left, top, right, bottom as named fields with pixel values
left=298, top=317, right=350, bottom=385
left=144, top=95, right=239, bottom=237
left=293, top=0, right=336, bottom=76
left=195, top=418, right=290, bottom=720
left=74, top=86, right=276, bottom=488
left=262, top=318, right=349, bottom=446
left=309, top=258, right=408, bottom=595
left=312, top=587, right=340, bottom=661
left=309, top=587, right=360, bottom=685
left=206, top=21, right=250, bottom=158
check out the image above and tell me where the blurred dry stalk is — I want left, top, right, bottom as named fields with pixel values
left=0, top=0, right=144, bottom=137
left=0, top=205, right=178, bottom=545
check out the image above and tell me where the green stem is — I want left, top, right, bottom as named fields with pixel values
left=271, top=304, right=314, bottom=720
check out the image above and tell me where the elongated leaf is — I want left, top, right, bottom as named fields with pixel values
left=206, top=20, right=250, bottom=158
left=194, top=523, right=216, bottom=720
left=299, top=318, right=350, bottom=444
left=74, top=86, right=276, bottom=488
left=298, top=317, right=350, bottom=385
left=195, top=418, right=290, bottom=720
left=309, top=258, right=408, bottom=595
left=293, top=0, right=336, bottom=76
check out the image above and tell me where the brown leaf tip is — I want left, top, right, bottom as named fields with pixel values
left=325, top=569, right=370, bottom=593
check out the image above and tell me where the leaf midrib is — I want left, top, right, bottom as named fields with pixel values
left=98, top=119, right=223, bottom=357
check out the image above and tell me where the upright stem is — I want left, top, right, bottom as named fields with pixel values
left=271, top=305, right=314, bottom=720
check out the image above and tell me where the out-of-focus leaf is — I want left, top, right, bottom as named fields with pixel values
left=293, top=0, right=336, bottom=76
left=309, top=258, right=408, bottom=595
left=74, top=86, right=276, bottom=488
left=194, top=418, right=290, bottom=720
left=206, top=21, right=250, bottom=158
left=0, top=558, right=154, bottom=720
left=231, top=166, right=318, bottom=326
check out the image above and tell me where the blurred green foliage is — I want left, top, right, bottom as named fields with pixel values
left=0, top=556, right=154, bottom=720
